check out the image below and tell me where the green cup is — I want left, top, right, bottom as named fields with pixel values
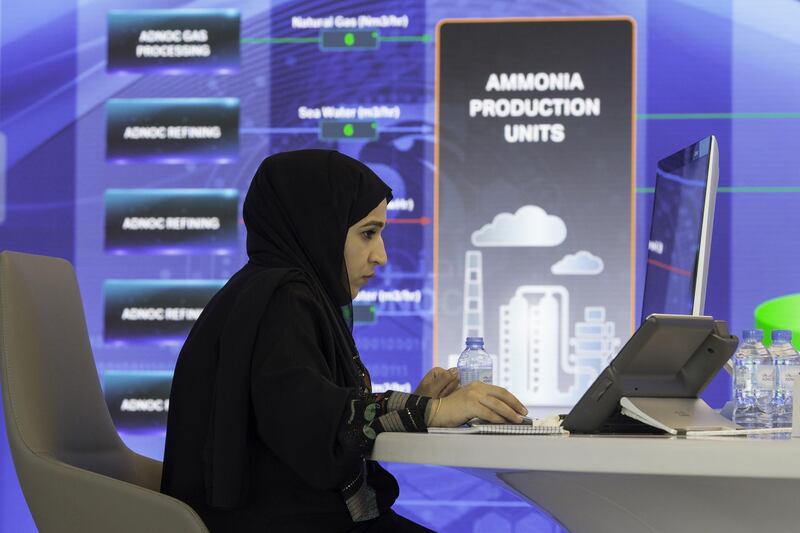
left=754, top=293, right=800, bottom=348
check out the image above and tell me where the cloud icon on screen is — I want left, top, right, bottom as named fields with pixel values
left=471, top=205, right=567, bottom=247
left=551, top=250, right=604, bottom=275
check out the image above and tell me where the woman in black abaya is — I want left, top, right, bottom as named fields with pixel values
left=161, top=150, right=527, bottom=532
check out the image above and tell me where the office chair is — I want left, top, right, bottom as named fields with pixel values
left=0, top=251, right=208, bottom=532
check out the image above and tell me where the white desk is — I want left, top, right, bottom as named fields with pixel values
left=372, top=432, right=800, bottom=533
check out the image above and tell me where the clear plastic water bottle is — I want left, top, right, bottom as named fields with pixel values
left=749, top=330, right=776, bottom=427
left=457, top=336, right=493, bottom=386
left=770, top=329, right=800, bottom=428
left=732, top=330, right=758, bottom=427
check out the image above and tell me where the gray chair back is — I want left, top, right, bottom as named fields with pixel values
left=0, top=251, right=208, bottom=532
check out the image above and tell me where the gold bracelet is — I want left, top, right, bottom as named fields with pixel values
left=429, top=398, right=443, bottom=426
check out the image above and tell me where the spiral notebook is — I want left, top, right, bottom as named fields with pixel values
left=428, top=415, right=568, bottom=435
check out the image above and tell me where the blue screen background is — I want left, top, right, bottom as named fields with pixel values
left=2, top=1, right=799, bottom=531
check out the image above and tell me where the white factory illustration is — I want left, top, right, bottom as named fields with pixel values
left=449, top=250, right=621, bottom=406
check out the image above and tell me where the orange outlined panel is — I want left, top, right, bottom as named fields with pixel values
left=433, top=17, right=636, bottom=407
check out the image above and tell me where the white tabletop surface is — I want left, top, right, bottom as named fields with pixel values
left=371, top=431, right=800, bottom=479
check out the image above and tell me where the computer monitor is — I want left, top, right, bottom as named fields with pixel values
left=640, top=135, right=719, bottom=324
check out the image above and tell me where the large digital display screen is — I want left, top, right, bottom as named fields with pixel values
left=2, top=2, right=800, bottom=532
left=436, top=18, right=634, bottom=407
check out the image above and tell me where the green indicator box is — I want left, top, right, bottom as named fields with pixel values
left=353, top=304, right=377, bottom=324
left=319, top=29, right=379, bottom=50
left=755, top=294, right=800, bottom=348
left=319, top=120, right=378, bottom=141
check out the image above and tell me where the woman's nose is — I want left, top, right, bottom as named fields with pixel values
left=372, top=239, right=388, bottom=266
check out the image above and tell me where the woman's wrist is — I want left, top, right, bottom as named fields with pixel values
left=425, top=397, right=443, bottom=426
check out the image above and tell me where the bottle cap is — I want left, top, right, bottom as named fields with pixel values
left=465, top=336, right=484, bottom=347
left=772, top=329, right=793, bottom=341
left=743, top=329, right=763, bottom=341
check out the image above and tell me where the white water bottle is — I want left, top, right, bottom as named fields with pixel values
left=770, top=329, right=800, bottom=428
left=457, top=337, right=493, bottom=386
left=732, top=330, right=758, bottom=427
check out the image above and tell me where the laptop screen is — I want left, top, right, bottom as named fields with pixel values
left=641, top=136, right=716, bottom=323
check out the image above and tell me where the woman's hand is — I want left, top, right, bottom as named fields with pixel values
left=414, top=367, right=459, bottom=398
left=428, top=381, right=528, bottom=427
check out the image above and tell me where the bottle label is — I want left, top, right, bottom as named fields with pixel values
left=754, top=366, right=776, bottom=389
left=779, top=365, right=800, bottom=388
left=734, top=363, right=751, bottom=390
left=460, top=369, right=493, bottom=386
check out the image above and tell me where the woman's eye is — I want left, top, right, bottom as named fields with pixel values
left=362, top=230, right=375, bottom=240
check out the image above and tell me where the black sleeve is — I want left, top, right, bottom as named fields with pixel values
left=250, top=283, right=359, bottom=491
left=249, top=283, right=430, bottom=492
left=337, top=391, right=432, bottom=453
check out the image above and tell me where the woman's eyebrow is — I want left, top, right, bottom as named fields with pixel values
left=360, top=220, right=385, bottom=228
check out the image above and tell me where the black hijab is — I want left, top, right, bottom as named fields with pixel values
left=244, top=149, right=392, bottom=308
left=202, top=149, right=392, bottom=508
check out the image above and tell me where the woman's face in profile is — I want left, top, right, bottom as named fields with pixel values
left=344, top=199, right=388, bottom=299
